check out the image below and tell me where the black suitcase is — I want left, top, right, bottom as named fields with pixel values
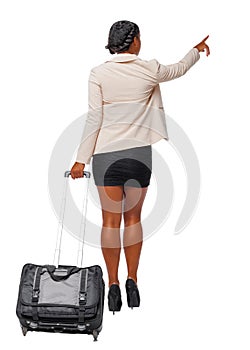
left=16, top=171, right=105, bottom=341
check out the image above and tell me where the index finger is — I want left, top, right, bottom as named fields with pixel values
left=202, top=35, right=209, bottom=42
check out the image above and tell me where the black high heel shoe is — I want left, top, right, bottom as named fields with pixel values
left=108, top=284, right=122, bottom=314
left=125, top=278, right=140, bottom=309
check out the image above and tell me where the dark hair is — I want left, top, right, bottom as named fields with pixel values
left=105, top=20, right=140, bottom=55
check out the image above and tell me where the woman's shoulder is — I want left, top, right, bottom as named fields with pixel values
left=137, top=56, right=160, bottom=67
left=134, top=57, right=161, bottom=75
left=88, top=63, right=105, bottom=81
left=93, top=56, right=160, bottom=72
left=88, top=56, right=161, bottom=83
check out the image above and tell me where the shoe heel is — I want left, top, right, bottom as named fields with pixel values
left=125, top=279, right=140, bottom=308
left=108, top=284, right=122, bottom=314
left=108, top=295, right=120, bottom=314
left=129, top=290, right=140, bottom=308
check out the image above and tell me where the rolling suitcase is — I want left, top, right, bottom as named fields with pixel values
left=16, top=170, right=105, bottom=341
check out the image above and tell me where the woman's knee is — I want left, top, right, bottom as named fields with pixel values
left=102, top=212, right=122, bottom=228
left=123, top=212, right=141, bottom=226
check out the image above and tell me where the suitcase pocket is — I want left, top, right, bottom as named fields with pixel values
left=19, top=264, right=102, bottom=318
left=38, top=271, right=81, bottom=305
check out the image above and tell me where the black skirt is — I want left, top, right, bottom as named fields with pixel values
left=92, top=145, right=152, bottom=187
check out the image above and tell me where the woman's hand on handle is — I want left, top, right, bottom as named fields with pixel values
left=70, top=162, right=85, bottom=179
left=194, top=35, right=210, bottom=56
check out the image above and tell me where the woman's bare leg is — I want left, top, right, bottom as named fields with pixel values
left=123, top=186, right=148, bottom=283
left=96, top=185, right=124, bottom=287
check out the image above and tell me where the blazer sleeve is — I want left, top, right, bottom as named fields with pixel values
left=76, top=69, right=103, bottom=164
left=154, top=47, right=200, bottom=83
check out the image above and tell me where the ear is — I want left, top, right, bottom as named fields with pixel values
left=133, top=36, right=139, bottom=46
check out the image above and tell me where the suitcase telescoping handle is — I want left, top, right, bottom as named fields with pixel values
left=53, top=170, right=91, bottom=268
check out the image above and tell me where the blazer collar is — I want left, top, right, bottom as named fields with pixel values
left=107, top=53, right=139, bottom=63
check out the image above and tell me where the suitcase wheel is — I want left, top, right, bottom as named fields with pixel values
left=92, top=330, right=98, bottom=341
left=21, top=325, right=28, bottom=336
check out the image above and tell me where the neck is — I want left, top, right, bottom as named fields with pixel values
left=118, top=51, right=137, bottom=55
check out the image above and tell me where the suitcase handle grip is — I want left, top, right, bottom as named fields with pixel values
left=45, top=265, right=81, bottom=281
left=64, top=170, right=91, bottom=178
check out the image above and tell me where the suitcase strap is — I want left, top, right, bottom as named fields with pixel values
left=31, top=266, right=89, bottom=325
left=78, top=268, right=88, bottom=325
left=31, top=266, right=43, bottom=321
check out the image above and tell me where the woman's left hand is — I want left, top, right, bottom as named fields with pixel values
left=70, top=162, right=85, bottom=179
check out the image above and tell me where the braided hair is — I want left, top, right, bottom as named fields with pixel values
left=105, top=20, right=140, bottom=54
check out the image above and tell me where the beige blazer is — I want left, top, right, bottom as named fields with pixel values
left=76, top=47, right=200, bottom=164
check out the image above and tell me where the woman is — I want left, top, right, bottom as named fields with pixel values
left=70, top=20, right=210, bottom=313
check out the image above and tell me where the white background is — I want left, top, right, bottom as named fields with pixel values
left=1, top=0, right=250, bottom=348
